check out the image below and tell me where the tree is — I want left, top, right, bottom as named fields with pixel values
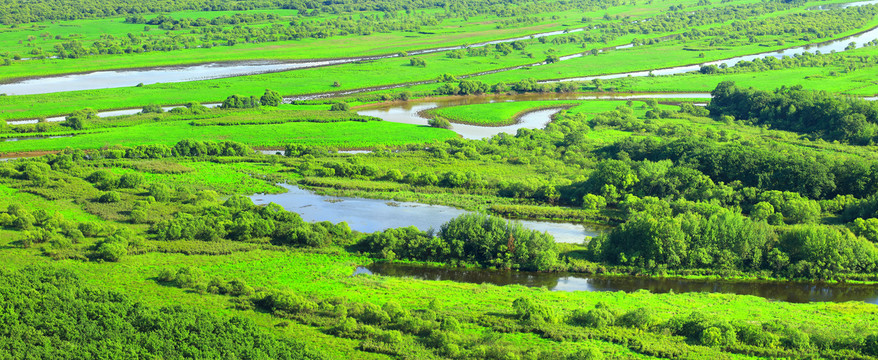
left=260, top=89, right=282, bottom=106
left=582, top=194, right=607, bottom=210
left=750, top=202, right=774, bottom=222
left=64, top=108, right=96, bottom=130
left=409, top=57, right=426, bottom=67
left=221, top=94, right=260, bottom=109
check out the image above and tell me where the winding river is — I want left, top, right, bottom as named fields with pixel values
left=250, top=184, right=601, bottom=243
left=2, top=1, right=877, bottom=98
left=0, top=28, right=583, bottom=96
left=356, top=262, right=878, bottom=304
left=357, top=93, right=712, bottom=139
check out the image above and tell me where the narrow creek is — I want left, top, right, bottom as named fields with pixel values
left=356, top=262, right=878, bottom=304
left=250, top=184, right=601, bottom=244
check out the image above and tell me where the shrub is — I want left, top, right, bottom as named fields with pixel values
left=149, top=183, right=172, bottom=202
left=620, top=307, right=658, bottom=330
left=119, top=173, right=144, bottom=188
left=428, top=117, right=452, bottom=129
left=96, top=238, right=127, bottom=262
left=330, top=102, right=350, bottom=111
left=98, top=191, right=121, bottom=203
left=141, top=104, right=164, bottom=114
left=513, top=297, right=560, bottom=324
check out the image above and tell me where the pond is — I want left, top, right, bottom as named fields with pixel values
left=356, top=262, right=878, bottom=304
left=250, top=184, right=601, bottom=243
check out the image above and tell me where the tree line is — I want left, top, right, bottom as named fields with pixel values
left=708, top=81, right=878, bottom=144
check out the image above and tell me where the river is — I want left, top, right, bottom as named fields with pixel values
left=2, top=1, right=876, bottom=97
left=356, top=262, right=878, bottom=304
left=357, top=93, right=712, bottom=139
left=0, top=28, right=584, bottom=96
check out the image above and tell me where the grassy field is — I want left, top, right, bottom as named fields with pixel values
left=0, top=119, right=456, bottom=154
left=603, top=47, right=878, bottom=95
left=4, top=7, right=878, bottom=121
left=0, top=0, right=758, bottom=80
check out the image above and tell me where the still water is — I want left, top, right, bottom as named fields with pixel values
left=357, top=93, right=712, bottom=139
left=250, top=184, right=600, bottom=243
left=357, top=262, right=878, bottom=304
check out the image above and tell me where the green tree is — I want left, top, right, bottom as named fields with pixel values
left=260, top=88, right=282, bottom=106
left=409, top=57, right=426, bottom=67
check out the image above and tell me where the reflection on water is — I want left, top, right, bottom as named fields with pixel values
left=357, top=93, right=713, bottom=139
left=359, top=263, right=878, bottom=304
left=250, top=184, right=600, bottom=243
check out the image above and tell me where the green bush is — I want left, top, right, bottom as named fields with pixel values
left=98, top=191, right=121, bottom=203
left=330, top=102, right=350, bottom=111
left=619, top=307, right=658, bottom=330
left=513, top=297, right=560, bottom=324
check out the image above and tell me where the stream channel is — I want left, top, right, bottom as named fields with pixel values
left=354, top=263, right=878, bottom=304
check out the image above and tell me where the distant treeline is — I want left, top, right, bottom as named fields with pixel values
left=1, top=0, right=619, bottom=25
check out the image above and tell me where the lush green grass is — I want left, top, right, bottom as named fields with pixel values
left=0, top=120, right=456, bottom=154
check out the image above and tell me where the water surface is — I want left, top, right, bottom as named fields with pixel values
left=359, top=262, right=878, bottom=304
left=250, top=184, right=600, bottom=243
left=550, top=19, right=878, bottom=83
left=0, top=28, right=585, bottom=96
left=357, top=93, right=713, bottom=138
